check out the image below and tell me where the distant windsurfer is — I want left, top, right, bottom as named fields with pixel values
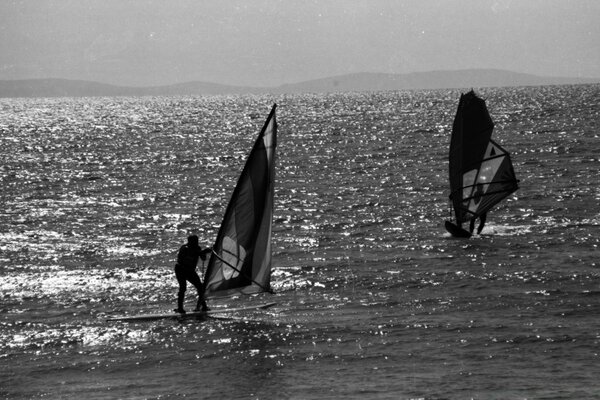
left=174, top=235, right=212, bottom=313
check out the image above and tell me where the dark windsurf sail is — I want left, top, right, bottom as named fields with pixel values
left=448, top=90, right=519, bottom=229
left=203, top=104, right=277, bottom=298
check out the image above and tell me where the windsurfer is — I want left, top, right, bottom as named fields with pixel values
left=174, top=235, right=212, bottom=313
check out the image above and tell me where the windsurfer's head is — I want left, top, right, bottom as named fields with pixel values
left=187, top=235, right=199, bottom=247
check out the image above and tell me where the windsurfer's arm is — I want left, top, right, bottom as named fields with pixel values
left=199, top=247, right=212, bottom=261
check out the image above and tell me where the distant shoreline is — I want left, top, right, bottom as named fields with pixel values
left=0, top=69, right=598, bottom=98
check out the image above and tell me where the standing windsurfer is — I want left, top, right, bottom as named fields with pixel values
left=174, top=235, right=212, bottom=313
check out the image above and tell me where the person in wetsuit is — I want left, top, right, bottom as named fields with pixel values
left=174, top=235, right=212, bottom=313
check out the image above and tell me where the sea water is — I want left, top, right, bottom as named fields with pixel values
left=0, top=85, right=599, bottom=399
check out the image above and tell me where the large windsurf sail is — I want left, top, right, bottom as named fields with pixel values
left=448, top=91, right=519, bottom=225
left=203, top=104, right=277, bottom=298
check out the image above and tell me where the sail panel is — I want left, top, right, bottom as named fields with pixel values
left=204, top=105, right=277, bottom=298
left=449, top=91, right=494, bottom=188
left=456, top=141, right=518, bottom=222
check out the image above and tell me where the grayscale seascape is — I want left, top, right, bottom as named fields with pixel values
left=1, top=85, right=599, bottom=399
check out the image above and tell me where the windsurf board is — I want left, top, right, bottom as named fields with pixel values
left=106, top=302, right=277, bottom=322
left=445, top=220, right=472, bottom=238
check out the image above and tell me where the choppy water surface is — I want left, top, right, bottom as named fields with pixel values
left=1, top=86, right=599, bottom=399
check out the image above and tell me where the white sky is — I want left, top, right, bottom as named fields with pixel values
left=1, top=0, right=598, bottom=86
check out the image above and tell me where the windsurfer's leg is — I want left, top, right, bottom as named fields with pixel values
left=189, top=272, right=209, bottom=311
left=175, top=268, right=187, bottom=313
left=195, top=298, right=209, bottom=312
left=477, top=213, right=487, bottom=234
left=469, top=218, right=475, bottom=233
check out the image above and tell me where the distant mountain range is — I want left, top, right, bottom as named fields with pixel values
left=0, top=69, right=597, bottom=98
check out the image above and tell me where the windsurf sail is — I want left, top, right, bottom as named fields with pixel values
left=448, top=91, right=519, bottom=225
left=203, top=104, right=278, bottom=298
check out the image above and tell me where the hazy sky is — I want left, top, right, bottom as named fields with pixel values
left=1, top=0, right=598, bottom=87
